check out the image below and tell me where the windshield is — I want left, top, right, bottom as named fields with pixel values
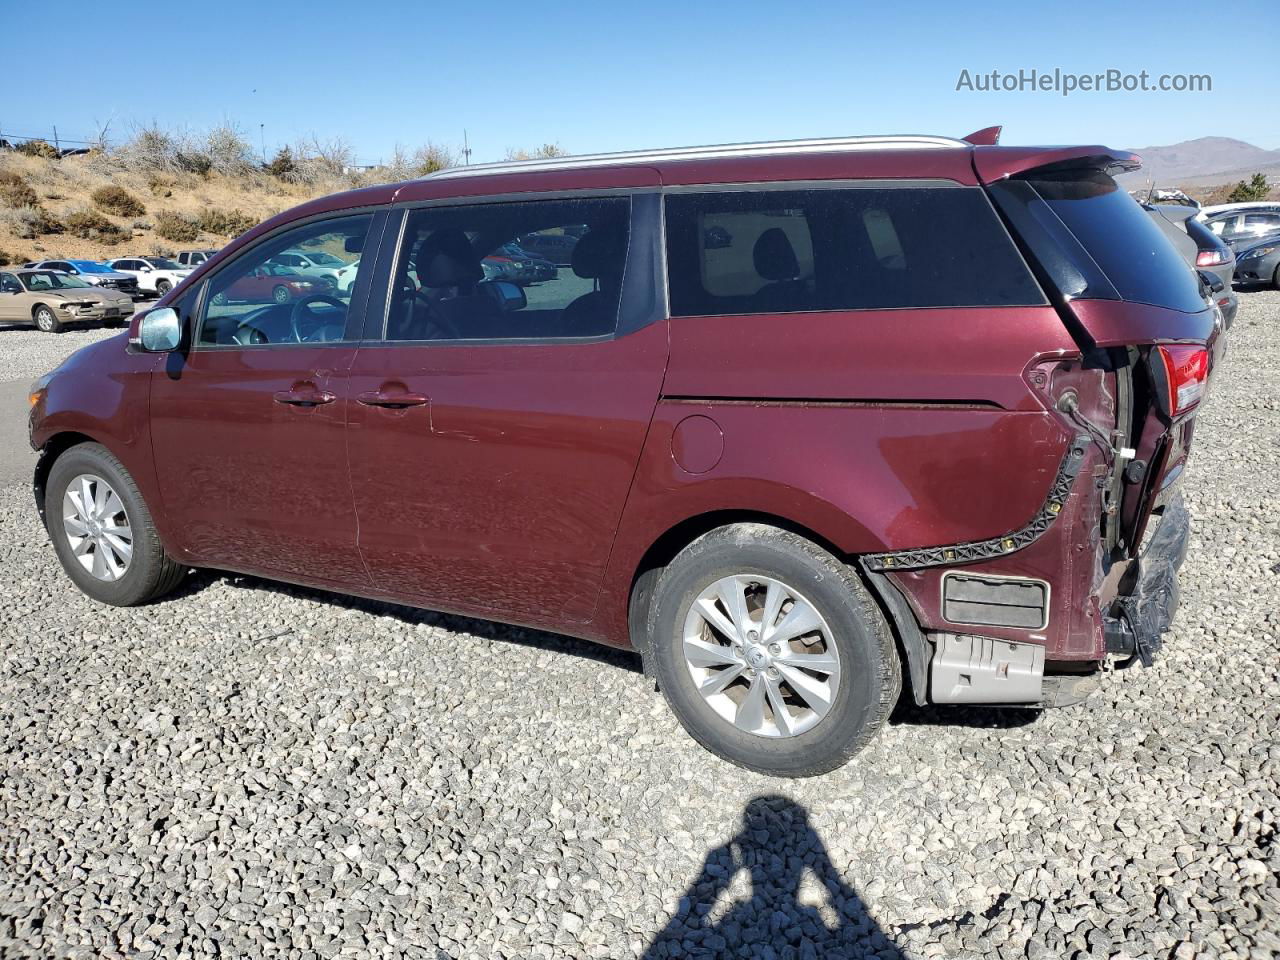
left=69, top=261, right=113, bottom=274
left=302, top=251, right=343, bottom=266
left=22, top=271, right=92, bottom=290
left=145, top=257, right=183, bottom=269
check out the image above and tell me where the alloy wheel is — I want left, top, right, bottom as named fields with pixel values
left=62, top=474, right=133, bottom=581
left=682, top=575, right=841, bottom=738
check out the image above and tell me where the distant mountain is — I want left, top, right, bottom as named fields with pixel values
left=1116, top=136, right=1280, bottom=188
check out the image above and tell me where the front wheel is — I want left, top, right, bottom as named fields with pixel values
left=46, top=443, right=187, bottom=606
left=34, top=305, right=61, bottom=333
left=272, top=285, right=291, bottom=304
left=647, top=524, right=901, bottom=777
left=156, top=279, right=173, bottom=296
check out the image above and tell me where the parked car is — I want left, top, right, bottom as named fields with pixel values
left=482, top=243, right=556, bottom=285
left=208, top=263, right=334, bottom=305
left=334, top=258, right=360, bottom=294
left=1145, top=204, right=1237, bottom=328
left=517, top=230, right=581, bottom=266
left=23, top=259, right=140, bottom=297
left=267, top=248, right=348, bottom=282
left=28, top=132, right=1216, bottom=776
left=0, top=269, right=134, bottom=332
left=105, top=257, right=193, bottom=297
left=175, top=249, right=218, bottom=268
left=1199, top=207, right=1280, bottom=247
left=1232, top=234, right=1280, bottom=288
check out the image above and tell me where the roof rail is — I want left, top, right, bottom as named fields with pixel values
left=421, top=133, right=970, bottom=182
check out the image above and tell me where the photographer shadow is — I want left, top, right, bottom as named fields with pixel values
left=644, top=794, right=902, bottom=959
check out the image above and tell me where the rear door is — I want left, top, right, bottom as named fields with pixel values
left=346, top=191, right=668, bottom=624
left=149, top=211, right=383, bottom=586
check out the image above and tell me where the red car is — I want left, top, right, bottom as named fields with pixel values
left=29, top=128, right=1216, bottom=776
left=210, top=263, right=331, bottom=306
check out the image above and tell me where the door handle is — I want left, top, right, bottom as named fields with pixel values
left=357, top=390, right=429, bottom=409
left=273, top=388, right=336, bottom=407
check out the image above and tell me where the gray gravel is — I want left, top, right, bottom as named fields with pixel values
left=2, top=292, right=1278, bottom=960
left=0, top=324, right=126, bottom=383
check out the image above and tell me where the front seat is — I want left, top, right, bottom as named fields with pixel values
left=561, top=225, right=628, bottom=336
left=397, top=229, right=502, bottom=340
left=750, top=227, right=810, bottom=312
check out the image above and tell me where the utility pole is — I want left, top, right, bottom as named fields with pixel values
left=260, top=124, right=266, bottom=164
left=462, top=129, right=472, bottom=166
left=53, top=125, right=60, bottom=154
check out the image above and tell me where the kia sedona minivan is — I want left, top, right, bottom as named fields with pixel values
left=29, top=130, right=1217, bottom=776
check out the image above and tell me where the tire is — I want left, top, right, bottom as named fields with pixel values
left=272, top=285, right=291, bottom=304
left=156, top=279, right=172, bottom=296
left=648, top=524, right=900, bottom=777
left=33, top=305, right=61, bottom=333
left=1273, top=264, right=1280, bottom=291
left=45, top=443, right=187, bottom=606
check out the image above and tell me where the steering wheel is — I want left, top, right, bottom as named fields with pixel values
left=289, top=294, right=346, bottom=343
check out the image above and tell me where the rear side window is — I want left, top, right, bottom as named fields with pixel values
left=664, top=186, right=1043, bottom=317
left=1022, top=171, right=1205, bottom=313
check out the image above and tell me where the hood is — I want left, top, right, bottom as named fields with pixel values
left=1235, top=232, right=1280, bottom=256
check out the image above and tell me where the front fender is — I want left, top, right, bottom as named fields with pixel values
left=29, top=335, right=175, bottom=552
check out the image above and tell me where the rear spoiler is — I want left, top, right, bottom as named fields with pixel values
left=972, top=145, right=1142, bottom=183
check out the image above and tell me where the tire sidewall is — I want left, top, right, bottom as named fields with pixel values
left=650, top=532, right=891, bottom=776
left=46, top=445, right=164, bottom=606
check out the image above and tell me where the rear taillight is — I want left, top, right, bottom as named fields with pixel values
left=1195, top=250, right=1227, bottom=267
left=1155, top=345, right=1209, bottom=416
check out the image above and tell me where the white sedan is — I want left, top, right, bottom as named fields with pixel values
left=105, top=257, right=193, bottom=296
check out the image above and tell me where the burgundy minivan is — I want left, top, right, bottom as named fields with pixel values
left=29, top=130, right=1217, bottom=776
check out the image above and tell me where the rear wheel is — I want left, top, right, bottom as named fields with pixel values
left=647, top=524, right=900, bottom=777
left=33, top=305, right=61, bottom=333
left=46, top=443, right=187, bottom=606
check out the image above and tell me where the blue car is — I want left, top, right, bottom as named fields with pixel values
left=23, top=259, right=141, bottom=297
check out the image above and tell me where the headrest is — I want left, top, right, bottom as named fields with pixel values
left=753, top=228, right=800, bottom=282
left=571, top=225, right=627, bottom=280
left=416, top=229, right=481, bottom=287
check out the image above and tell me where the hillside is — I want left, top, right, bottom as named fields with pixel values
left=1116, top=136, right=1280, bottom=196
left=0, top=150, right=337, bottom=267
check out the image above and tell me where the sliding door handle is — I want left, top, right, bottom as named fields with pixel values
left=273, top=388, right=336, bottom=407
left=357, top=391, right=429, bottom=409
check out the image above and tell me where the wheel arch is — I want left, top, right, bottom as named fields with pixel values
left=31, top=301, right=53, bottom=319
left=33, top=431, right=100, bottom=522
left=621, top=508, right=927, bottom=703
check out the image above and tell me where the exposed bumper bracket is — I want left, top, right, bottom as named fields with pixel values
left=1104, top=494, right=1190, bottom=668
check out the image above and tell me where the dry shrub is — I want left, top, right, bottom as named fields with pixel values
left=197, top=208, right=257, bottom=237
left=15, top=139, right=58, bottom=159
left=0, top=206, right=63, bottom=239
left=0, top=171, right=39, bottom=208
left=64, top=208, right=129, bottom=245
left=92, top=185, right=146, bottom=218
left=155, top=210, right=200, bottom=243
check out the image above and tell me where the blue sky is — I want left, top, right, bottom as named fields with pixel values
left=5, top=0, right=1277, bottom=163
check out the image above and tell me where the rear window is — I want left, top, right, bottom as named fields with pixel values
left=1025, top=171, right=1205, bottom=313
left=664, top=186, right=1043, bottom=317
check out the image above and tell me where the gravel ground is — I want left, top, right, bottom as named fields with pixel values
left=1, top=292, right=1278, bottom=960
left=0, top=324, right=130, bottom=383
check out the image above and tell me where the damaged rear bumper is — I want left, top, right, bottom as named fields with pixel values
left=1103, top=494, right=1191, bottom=667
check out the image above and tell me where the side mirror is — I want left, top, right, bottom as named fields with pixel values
left=137, top=307, right=182, bottom=352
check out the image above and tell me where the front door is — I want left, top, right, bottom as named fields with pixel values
left=346, top=194, right=668, bottom=624
left=149, top=212, right=380, bottom=587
